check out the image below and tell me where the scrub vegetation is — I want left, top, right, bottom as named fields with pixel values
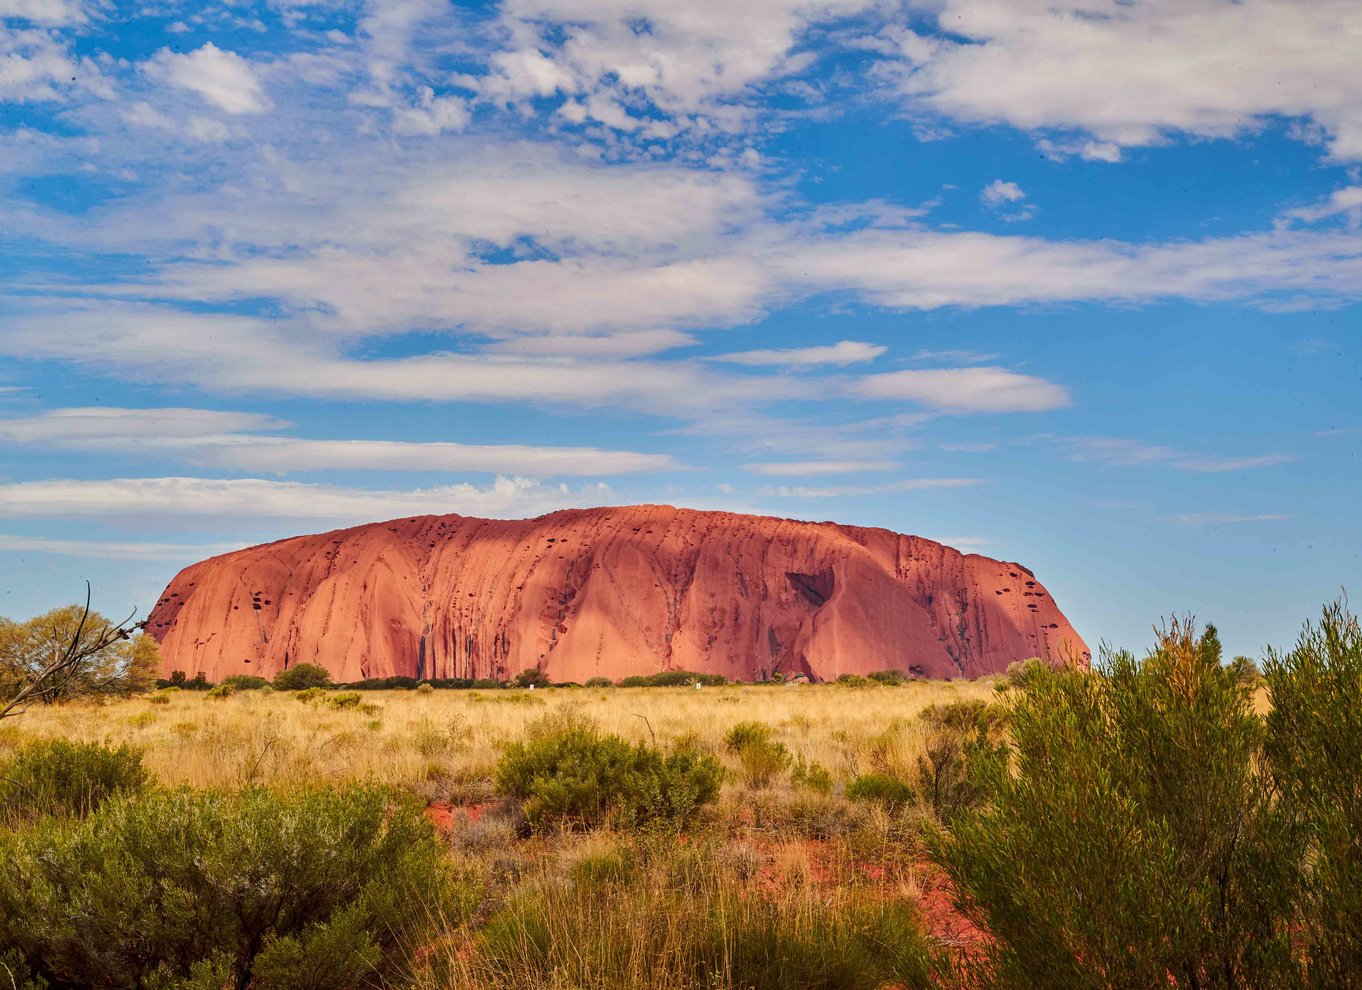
left=0, top=600, right=1357, bottom=989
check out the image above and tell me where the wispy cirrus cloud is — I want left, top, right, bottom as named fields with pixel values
left=1051, top=436, right=1295, bottom=473
left=0, top=476, right=617, bottom=525
left=757, top=477, right=984, bottom=498
left=714, top=340, right=886, bottom=367
left=857, top=367, right=1071, bottom=413
left=1166, top=512, right=1293, bottom=526
left=0, top=407, right=681, bottom=477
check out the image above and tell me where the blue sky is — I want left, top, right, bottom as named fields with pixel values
left=0, top=0, right=1358, bottom=658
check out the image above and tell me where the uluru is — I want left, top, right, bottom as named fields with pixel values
left=145, top=504, right=1089, bottom=684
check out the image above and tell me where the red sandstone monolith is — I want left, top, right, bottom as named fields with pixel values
left=146, top=505, right=1089, bottom=683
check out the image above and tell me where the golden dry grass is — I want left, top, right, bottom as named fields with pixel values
left=0, top=680, right=998, bottom=795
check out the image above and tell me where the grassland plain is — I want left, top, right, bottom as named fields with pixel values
left=1, top=680, right=998, bottom=794
left=1, top=680, right=997, bottom=989
left=4, top=604, right=1356, bottom=990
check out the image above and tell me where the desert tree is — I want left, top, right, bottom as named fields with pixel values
left=0, top=585, right=154, bottom=721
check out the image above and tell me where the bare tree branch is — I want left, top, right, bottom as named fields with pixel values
left=0, top=583, right=140, bottom=722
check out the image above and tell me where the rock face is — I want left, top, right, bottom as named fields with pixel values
left=146, top=505, right=1089, bottom=683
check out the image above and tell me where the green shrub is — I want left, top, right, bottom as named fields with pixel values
left=156, top=670, right=213, bottom=690
left=1265, top=600, right=1362, bottom=988
left=584, top=676, right=615, bottom=688
left=0, top=784, right=472, bottom=990
left=294, top=686, right=327, bottom=704
left=416, top=682, right=435, bottom=694
left=933, top=620, right=1298, bottom=990
left=914, top=700, right=1008, bottom=822
left=272, top=663, right=333, bottom=691
left=866, top=669, right=909, bottom=685
left=221, top=674, right=271, bottom=691
left=511, top=668, right=552, bottom=689
left=206, top=683, right=235, bottom=699
left=723, top=722, right=790, bottom=790
left=328, top=691, right=362, bottom=710
left=1003, top=657, right=1046, bottom=690
left=148, top=690, right=173, bottom=705
left=495, top=716, right=723, bottom=831
left=846, top=772, right=915, bottom=811
left=836, top=673, right=869, bottom=687
left=790, top=755, right=834, bottom=795
left=0, top=740, right=147, bottom=823
left=617, top=671, right=725, bottom=687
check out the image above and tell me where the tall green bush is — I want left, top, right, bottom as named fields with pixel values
left=0, top=784, right=470, bottom=989
left=1265, top=600, right=1362, bottom=987
left=272, top=663, right=333, bottom=691
left=933, top=620, right=1298, bottom=990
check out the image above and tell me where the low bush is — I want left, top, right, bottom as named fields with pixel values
left=0, top=740, right=147, bottom=823
left=272, top=662, right=333, bottom=691
left=0, top=784, right=472, bottom=990
left=617, top=671, right=726, bottom=688
left=790, top=755, right=834, bottom=795
left=157, top=670, right=213, bottom=690
left=416, top=682, right=435, bottom=694
left=495, top=715, right=723, bottom=831
left=294, top=686, right=327, bottom=704
left=723, top=721, right=791, bottom=790
left=148, top=690, right=173, bottom=705
left=585, top=676, right=615, bottom=688
left=836, top=673, right=869, bottom=687
left=511, top=669, right=552, bottom=689
left=221, top=674, right=271, bottom=691
left=846, top=772, right=915, bottom=811
left=329, top=691, right=362, bottom=710
left=867, top=669, right=910, bottom=686
left=1002, top=657, right=1046, bottom=690
left=206, top=683, right=235, bottom=699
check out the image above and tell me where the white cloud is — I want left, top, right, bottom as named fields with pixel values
left=0, top=406, right=680, bottom=476
left=1280, top=186, right=1362, bottom=226
left=0, top=25, right=79, bottom=103
left=0, top=0, right=85, bottom=26
left=1166, top=512, right=1293, bottom=526
left=0, top=533, right=245, bottom=561
left=483, top=330, right=698, bottom=358
left=857, top=367, right=1071, bottom=413
left=1053, top=436, right=1294, bottom=472
left=0, top=476, right=617, bottom=524
left=980, top=179, right=1024, bottom=206
left=757, top=477, right=983, bottom=497
left=145, top=43, right=269, bottom=115
left=0, top=306, right=798, bottom=417
left=714, top=340, right=886, bottom=367
left=392, top=87, right=470, bottom=135
left=912, top=349, right=1001, bottom=364
left=888, top=0, right=1362, bottom=160
left=480, top=0, right=880, bottom=127
left=742, top=460, right=899, bottom=475
left=980, top=179, right=1034, bottom=220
